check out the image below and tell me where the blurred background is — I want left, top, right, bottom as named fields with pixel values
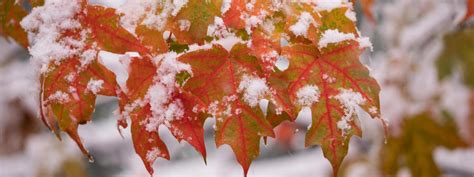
left=1, top=0, right=474, bottom=177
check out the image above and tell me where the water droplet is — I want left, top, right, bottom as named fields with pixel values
left=88, top=156, right=95, bottom=163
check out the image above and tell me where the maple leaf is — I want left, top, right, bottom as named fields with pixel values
left=81, top=5, right=152, bottom=55
left=222, top=0, right=274, bottom=30
left=28, top=1, right=158, bottom=162
left=40, top=58, right=118, bottom=160
left=16, top=1, right=384, bottom=176
left=437, top=27, right=474, bottom=88
left=464, top=0, right=474, bottom=22
left=0, top=0, right=29, bottom=47
left=381, top=113, right=468, bottom=177
left=168, top=0, right=222, bottom=44
left=179, top=44, right=276, bottom=176
left=119, top=55, right=207, bottom=175
left=278, top=42, right=382, bottom=176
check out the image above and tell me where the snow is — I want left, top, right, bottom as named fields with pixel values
left=242, top=10, right=268, bottom=34
left=117, top=0, right=172, bottom=34
left=334, top=89, right=366, bottom=133
left=221, top=0, right=232, bottom=14
left=238, top=75, right=270, bottom=107
left=20, top=0, right=84, bottom=73
left=261, top=50, right=278, bottom=70
left=86, top=79, right=104, bottom=94
left=48, top=91, right=70, bottom=103
left=142, top=52, right=192, bottom=132
left=178, top=20, right=191, bottom=31
left=171, top=0, right=189, bottom=16
left=357, top=37, right=373, bottom=51
left=146, top=147, right=161, bottom=163
left=289, top=12, right=315, bottom=37
left=314, top=0, right=346, bottom=12
left=336, top=119, right=351, bottom=132
left=318, top=29, right=356, bottom=48
left=345, top=8, right=357, bottom=22
left=81, top=48, right=98, bottom=67
left=296, top=85, right=320, bottom=107
left=207, top=17, right=231, bottom=38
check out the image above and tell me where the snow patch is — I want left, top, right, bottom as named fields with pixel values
left=318, top=29, right=355, bottom=48
left=143, top=52, right=192, bottom=132
left=357, top=37, right=373, bottom=51
left=296, top=85, right=320, bottom=107
left=207, top=17, right=231, bottom=38
left=48, top=91, right=70, bottom=103
left=20, top=0, right=84, bottom=72
left=345, top=8, right=357, bottom=22
left=178, top=20, right=191, bottom=31
left=289, top=12, right=315, bottom=37
left=334, top=89, right=366, bottom=134
left=172, top=0, right=188, bottom=16
left=86, top=79, right=104, bottom=94
left=238, top=75, right=270, bottom=107
left=315, top=0, right=346, bottom=12
left=146, top=147, right=161, bottom=163
left=221, top=0, right=231, bottom=14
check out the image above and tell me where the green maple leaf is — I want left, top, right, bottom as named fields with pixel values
left=381, top=113, right=468, bottom=177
